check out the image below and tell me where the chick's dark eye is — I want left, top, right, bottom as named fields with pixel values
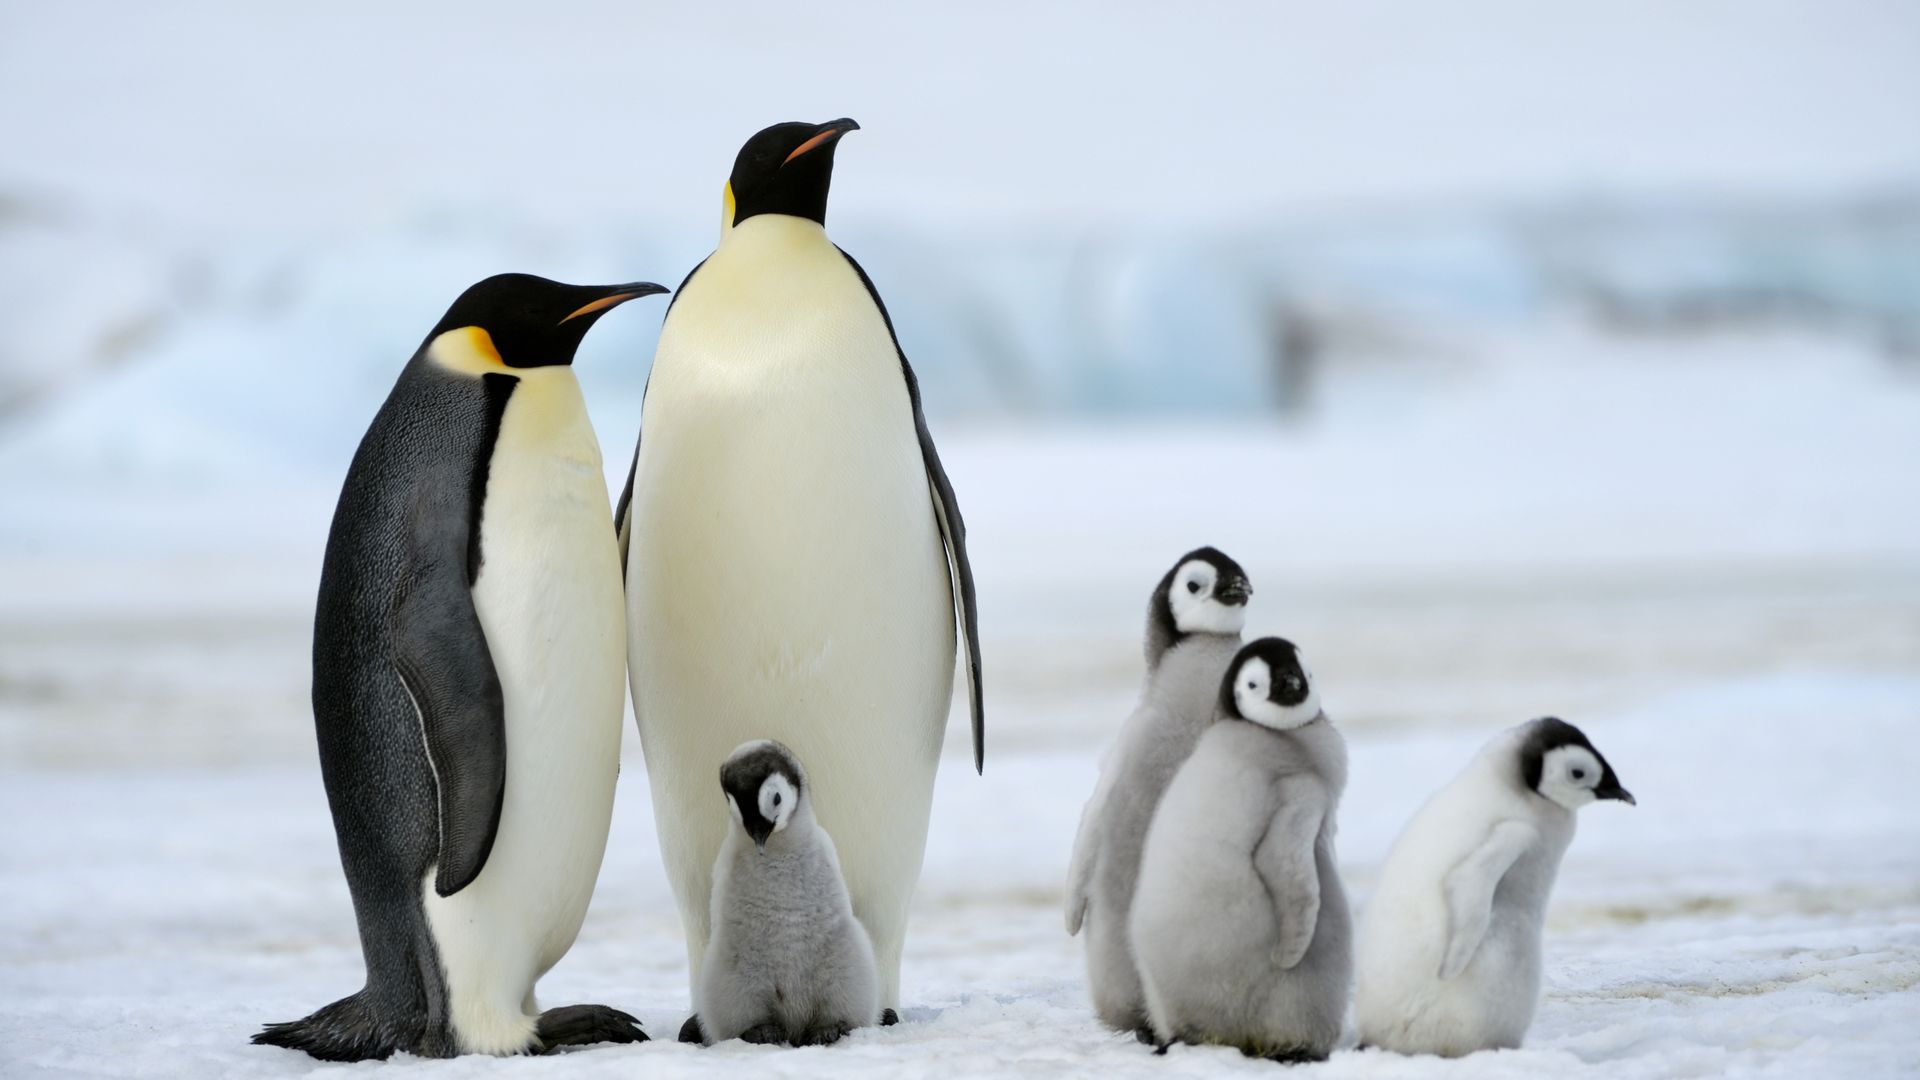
left=1187, top=581, right=1202, bottom=594
left=1571, top=769, right=1585, bottom=780
left=771, top=792, right=782, bottom=806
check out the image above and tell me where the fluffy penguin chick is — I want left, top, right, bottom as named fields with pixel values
left=1355, top=717, right=1633, bottom=1056
left=696, top=741, right=880, bottom=1047
left=1129, top=638, right=1351, bottom=1062
left=1065, top=547, right=1252, bottom=1037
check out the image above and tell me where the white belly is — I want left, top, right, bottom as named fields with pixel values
left=626, top=215, right=955, bottom=1003
left=423, top=366, right=627, bottom=1053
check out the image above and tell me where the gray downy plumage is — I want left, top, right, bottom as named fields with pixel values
left=1128, top=638, right=1352, bottom=1062
left=1064, top=547, right=1252, bottom=1037
left=697, top=741, right=881, bottom=1047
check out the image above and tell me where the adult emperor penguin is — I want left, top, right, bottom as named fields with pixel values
left=1130, top=638, right=1351, bottom=1062
left=695, top=741, right=882, bottom=1046
left=618, top=118, right=983, bottom=1010
left=1065, top=547, right=1252, bottom=1039
left=254, top=273, right=665, bottom=1061
left=1354, top=717, right=1634, bottom=1057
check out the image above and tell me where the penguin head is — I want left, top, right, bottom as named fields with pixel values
left=1220, top=637, right=1322, bottom=731
left=1154, top=547, right=1253, bottom=641
left=719, top=740, right=808, bottom=851
left=1519, top=717, right=1634, bottom=811
left=722, top=118, right=861, bottom=232
left=426, top=273, right=667, bottom=368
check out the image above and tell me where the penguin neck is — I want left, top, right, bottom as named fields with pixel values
left=716, top=212, right=836, bottom=260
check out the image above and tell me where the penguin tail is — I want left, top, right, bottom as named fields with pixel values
left=253, top=992, right=407, bottom=1062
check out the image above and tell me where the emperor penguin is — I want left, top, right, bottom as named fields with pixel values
left=254, top=274, right=665, bottom=1061
left=1130, top=638, right=1351, bottom=1063
left=1065, top=546, right=1252, bottom=1039
left=1354, top=717, right=1634, bottom=1057
left=618, top=119, right=984, bottom=1009
left=694, top=741, right=882, bottom=1047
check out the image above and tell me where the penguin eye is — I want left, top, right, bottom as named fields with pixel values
left=1571, top=768, right=1586, bottom=781
left=1187, top=581, right=1203, bottom=594
left=771, top=792, right=782, bottom=806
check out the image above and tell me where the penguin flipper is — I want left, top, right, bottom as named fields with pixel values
left=1438, top=819, right=1538, bottom=980
left=1065, top=750, right=1120, bottom=934
left=1252, top=781, right=1328, bottom=970
left=837, top=248, right=986, bottom=773
left=614, top=426, right=639, bottom=580
left=393, top=554, right=507, bottom=898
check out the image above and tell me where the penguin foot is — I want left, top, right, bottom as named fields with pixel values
left=738, top=1022, right=788, bottom=1045
left=1249, top=1045, right=1326, bottom=1065
left=251, top=991, right=411, bottom=1062
left=1132, top=1026, right=1156, bottom=1045
left=880, top=1008, right=900, bottom=1027
left=533, top=1004, right=647, bottom=1052
left=1152, top=1041, right=1172, bottom=1056
left=678, top=1015, right=705, bottom=1044
left=795, top=1022, right=855, bottom=1047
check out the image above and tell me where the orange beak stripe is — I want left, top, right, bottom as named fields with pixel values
left=783, top=128, right=842, bottom=165
left=559, top=292, right=643, bottom=325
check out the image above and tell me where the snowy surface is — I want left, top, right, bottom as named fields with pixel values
left=4, top=666, right=1918, bottom=1078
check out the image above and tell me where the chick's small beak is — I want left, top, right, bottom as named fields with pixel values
left=1215, top=578, right=1252, bottom=606
left=559, top=281, right=669, bottom=325
left=784, top=117, right=861, bottom=165
left=746, top=820, right=774, bottom=851
left=1597, top=782, right=1636, bottom=805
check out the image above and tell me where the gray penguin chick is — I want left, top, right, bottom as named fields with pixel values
left=1354, top=717, right=1633, bottom=1056
left=1129, top=637, right=1351, bottom=1062
left=1065, top=547, right=1252, bottom=1038
left=695, top=740, right=881, bottom=1047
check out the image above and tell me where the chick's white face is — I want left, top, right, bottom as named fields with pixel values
left=1169, top=559, right=1247, bottom=635
left=758, top=773, right=796, bottom=833
left=1232, top=652, right=1321, bottom=731
left=1537, top=745, right=1605, bottom=810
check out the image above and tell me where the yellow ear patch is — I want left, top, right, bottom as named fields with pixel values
left=722, top=182, right=736, bottom=234
left=425, top=326, right=511, bottom=376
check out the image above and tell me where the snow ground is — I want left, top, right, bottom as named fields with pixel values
left=3, top=672, right=1918, bottom=1079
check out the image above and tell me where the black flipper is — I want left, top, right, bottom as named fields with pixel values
left=393, top=373, right=512, bottom=898
left=534, top=1004, right=648, bottom=1052
left=838, top=249, right=986, bottom=773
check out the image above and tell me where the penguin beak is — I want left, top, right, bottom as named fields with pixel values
left=1595, top=775, right=1636, bottom=805
left=1214, top=578, right=1252, bottom=607
left=746, top=819, right=775, bottom=851
left=558, top=281, right=669, bottom=325
left=784, top=118, right=861, bottom=165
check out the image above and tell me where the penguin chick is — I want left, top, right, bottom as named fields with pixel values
left=1065, top=547, right=1251, bottom=1037
left=696, top=741, right=881, bottom=1047
left=1129, top=638, right=1351, bottom=1063
left=1355, top=717, right=1634, bottom=1057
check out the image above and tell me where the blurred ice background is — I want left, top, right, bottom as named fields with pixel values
left=2, top=2, right=1917, bottom=1077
